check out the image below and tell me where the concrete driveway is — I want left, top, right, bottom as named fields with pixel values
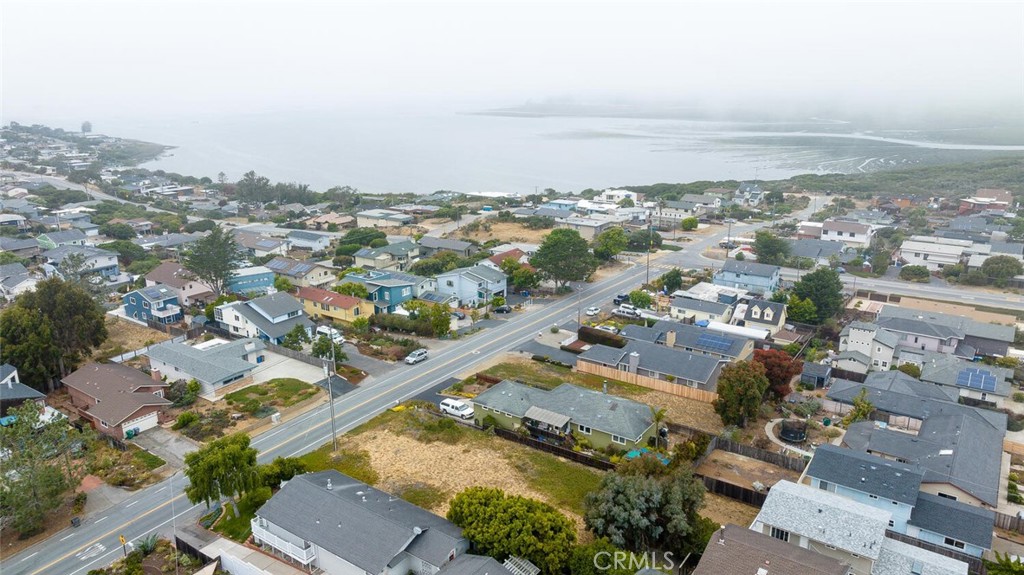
left=250, top=351, right=327, bottom=384
left=131, top=427, right=199, bottom=469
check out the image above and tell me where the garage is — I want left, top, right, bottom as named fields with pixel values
left=120, top=410, right=159, bottom=439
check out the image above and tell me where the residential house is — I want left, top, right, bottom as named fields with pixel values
left=734, top=182, right=764, bottom=206
left=597, top=189, right=643, bottom=204
left=752, top=480, right=969, bottom=575
left=391, top=204, right=441, bottom=216
left=353, top=241, right=420, bottom=272
left=144, top=262, right=214, bottom=306
left=342, top=269, right=415, bottom=313
left=146, top=338, right=267, bottom=396
left=417, top=236, right=478, bottom=258
left=436, top=265, right=507, bottom=307
left=356, top=208, right=414, bottom=228
left=0, top=365, right=45, bottom=416
left=786, top=238, right=846, bottom=266
left=487, top=243, right=540, bottom=257
left=959, top=196, right=1010, bottom=215
left=668, top=297, right=734, bottom=324
left=913, top=352, right=1013, bottom=407
left=223, top=265, right=276, bottom=296
left=512, top=207, right=573, bottom=220
left=252, top=470, right=471, bottom=574
left=652, top=200, right=704, bottom=228
left=897, top=238, right=969, bottom=271
left=681, top=193, right=722, bottom=210
left=713, top=259, right=781, bottom=295
left=737, top=300, right=788, bottom=335
left=72, top=220, right=101, bottom=237
left=287, top=230, right=332, bottom=252
left=296, top=285, right=375, bottom=324
left=619, top=320, right=754, bottom=362
left=836, top=321, right=900, bottom=374
left=234, top=231, right=290, bottom=258
left=0, top=262, right=38, bottom=300
left=44, top=245, right=120, bottom=278
left=473, top=380, right=657, bottom=450
left=265, top=257, right=335, bottom=288
left=692, top=524, right=852, bottom=575
left=821, top=219, right=874, bottom=248
left=876, top=305, right=1015, bottom=357
left=123, top=284, right=183, bottom=325
left=577, top=339, right=722, bottom=394
left=556, top=217, right=615, bottom=241
left=797, top=221, right=824, bottom=239
left=36, top=229, right=87, bottom=250
left=0, top=214, right=28, bottom=230
left=305, top=213, right=355, bottom=230
left=132, top=232, right=203, bottom=253
left=481, top=248, right=534, bottom=274
left=0, top=237, right=41, bottom=259
left=215, top=292, right=314, bottom=345
left=63, top=363, right=171, bottom=439
left=804, top=445, right=994, bottom=558
left=678, top=281, right=747, bottom=304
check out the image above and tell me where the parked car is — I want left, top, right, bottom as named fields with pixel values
left=439, top=398, right=474, bottom=419
left=451, top=310, right=466, bottom=320
left=612, top=294, right=629, bottom=305
left=404, top=349, right=429, bottom=364
left=612, top=308, right=639, bottom=319
left=493, top=305, right=512, bottom=314
left=585, top=306, right=601, bottom=317
left=618, top=303, right=638, bottom=314
left=596, top=325, right=619, bottom=334
left=315, top=325, right=345, bottom=344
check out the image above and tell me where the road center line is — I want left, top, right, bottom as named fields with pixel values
left=58, top=533, right=76, bottom=542
left=125, top=501, right=138, bottom=508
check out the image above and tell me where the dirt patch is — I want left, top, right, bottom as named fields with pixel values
left=695, top=450, right=800, bottom=489
left=93, top=315, right=170, bottom=361
left=451, top=221, right=552, bottom=245
left=638, top=390, right=724, bottom=435
left=590, top=259, right=630, bottom=282
left=700, top=493, right=760, bottom=528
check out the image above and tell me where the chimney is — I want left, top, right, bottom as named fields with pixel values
left=151, top=369, right=161, bottom=382
left=326, top=478, right=332, bottom=490
left=627, top=351, right=640, bottom=373
left=665, top=330, right=676, bottom=348
left=244, top=341, right=256, bottom=353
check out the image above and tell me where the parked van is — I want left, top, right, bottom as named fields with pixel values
left=315, top=325, right=345, bottom=344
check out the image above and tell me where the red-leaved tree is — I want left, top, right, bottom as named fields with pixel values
left=752, top=348, right=803, bottom=399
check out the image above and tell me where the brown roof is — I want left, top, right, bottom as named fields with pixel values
left=63, top=363, right=170, bottom=426
left=823, top=219, right=870, bottom=234
left=694, top=525, right=850, bottom=575
left=487, top=249, right=535, bottom=272
left=295, top=285, right=364, bottom=309
left=976, top=188, right=1013, bottom=204
left=145, top=261, right=193, bottom=289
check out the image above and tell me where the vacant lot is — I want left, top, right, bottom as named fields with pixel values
left=224, top=378, right=319, bottom=413
left=93, top=316, right=170, bottom=361
left=453, top=221, right=552, bottom=244
left=695, top=450, right=800, bottom=489
left=700, top=493, right=760, bottom=528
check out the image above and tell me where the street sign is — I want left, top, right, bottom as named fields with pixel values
left=119, top=535, right=126, bottom=545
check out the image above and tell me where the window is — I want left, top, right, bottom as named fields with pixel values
left=892, top=500, right=898, bottom=505
left=446, top=280, right=454, bottom=287
left=769, top=527, right=789, bottom=542
left=578, top=424, right=591, bottom=435
left=611, top=435, right=626, bottom=445
left=944, top=537, right=966, bottom=550
left=353, top=307, right=360, bottom=316
left=868, top=494, right=878, bottom=499
left=818, top=481, right=830, bottom=491
left=888, top=520, right=895, bottom=528
left=129, top=296, right=136, bottom=304
left=143, top=301, right=150, bottom=309
left=882, top=361, right=888, bottom=368
left=937, top=492, right=958, bottom=501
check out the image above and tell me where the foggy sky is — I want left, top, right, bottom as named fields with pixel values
left=2, top=0, right=1023, bottom=124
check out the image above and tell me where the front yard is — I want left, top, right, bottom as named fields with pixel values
left=89, top=441, right=167, bottom=489
left=92, top=315, right=170, bottom=362
left=224, top=378, right=319, bottom=414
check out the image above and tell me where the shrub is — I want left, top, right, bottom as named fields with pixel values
left=1011, top=472, right=1020, bottom=483
left=239, top=486, right=272, bottom=512
left=824, top=427, right=842, bottom=439
left=550, top=325, right=560, bottom=334
left=240, top=398, right=262, bottom=414
left=172, top=411, right=199, bottom=430
left=1009, top=493, right=1024, bottom=504
left=1014, top=392, right=1024, bottom=403
left=481, top=415, right=498, bottom=430
left=72, top=492, right=88, bottom=514
left=793, top=399, right=822, bottom=418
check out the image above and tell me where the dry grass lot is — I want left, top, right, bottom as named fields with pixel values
left=700, top=493, right=760, bottom=528
left=93, top=316, right=170, bottom=361
left=453, top=221, right=552, bottom=244
left=695, top=450, right=800, bottom=489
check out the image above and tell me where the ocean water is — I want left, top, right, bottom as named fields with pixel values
left=92, top=109, right=1024, bottom=195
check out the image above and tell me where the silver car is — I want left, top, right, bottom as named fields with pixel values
left=405, top=349, right=429, bottom=364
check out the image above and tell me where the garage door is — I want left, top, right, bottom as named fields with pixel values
left=121, top=411, right=159, bottom=438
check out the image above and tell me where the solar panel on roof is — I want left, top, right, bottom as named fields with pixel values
left=956, top=367, right=997, bottom=392
left=293, top=263, right=313, bottom=274
left=695, top=333, right=733, bottom=353
left=266, top=260, right=287, bottom=270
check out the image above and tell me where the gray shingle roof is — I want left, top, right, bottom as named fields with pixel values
left=873, top=537, right=969, bottom=575
left=805, top=444, right=923, bottom=505
left=250, top=292, right=304, bottom=318
left=577, top=339, right=721, bottom=387
left=744, top=300, right=786, bottom=327
left=910, top=491, right=994, bottom=549
left=40, top=229, right=86, bottom=244
left=785, top=238, right=846, bottom=260
left=438, top=264, right=506, bottom=284
left=693, top=524, right=851, bottom=575
left=255, top=471, right=464, bottom=573
left=669, top=297, right=731, bottom=316
left=754, top=480, right=890, bottom=559
left=918, top=352, right=1013, bottom=397
left=0, top=368, right=44, bottom=403
left=879, top=306, right=1015, bottom=343
left=418, top=236, right=474, bottom=251
left=802, top=361, right=832, bottom=378
left=473, top=381, right=655, bottom=440
left=436, top=555, right=513, bottom=575
left=43, top=245, right=114, bottom=264
left=145, top=338, right=265, bottom=385
left=620, top=320, right=749, bottom=359
left=721, top=259, right=780, bottom=278
left=876, top=316, right=963, bottom=341
left=287, top=230, right=327, bottom=242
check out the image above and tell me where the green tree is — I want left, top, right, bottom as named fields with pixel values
left=627, top=229, right=662, bottom=251
left=341, top=227, right=387, bottom=246
left=81, top=121, right=92, bottom=133
left=713, top=361, right=769, bottom=427
left=182, top=226, right=241, bottom=296
left=628, top=290, right=652, bottom=309
left=785, top=294, right=818, bottom=324
left=896, top=363, right=922, bottom=378
left=0, top=251, right=26, bottom=266
left=368, top=238, right=389, bottom=248
left=511, top=267, right=541, bottom=291
left=842, top=388, right=875, bottom=426
left=584, top=466, right=705, bottom=553
left=617, top=198, right=635, bottom=208
left=0, top=306, right=61, bottom=391
left=312, top=335, right=348, bottom=362
left=592, top=227, right=629, bottom=261
left=870, top=250, right=891, bottom=275
left=899, top=265, right=931, bottom=283
left=568, top=539, right=636, bottom=575
left=734, top=251, right=745, bottom=261
left=351, top=316, right=370, bottom=334
left=981, top=255, right=1024, bottom=287
left=680, top=217, right=699, bottom=231
left=984, top=551, right=1024, bottom=575
left=532, top=229, right=598, bottom=289
left=791, top=268, right=844, bottom=324
left=660, top=268, right=684, bottom=294
left=184, top=219, right=218, bottom=233
left=273, top=276, right=293, bottom=293
left=448, top=487, right=576, bottom=574
left=184, top=433, right=261, bottom=507
left=205, top=293, right=238, bottom=321
left=100, top=222, right=136, bottom=240
left=259, top=457, right=308, bottom=488
left=428, top=303, right=452, bottom=338
left=334, top=282, right=370, bottom=298
left=753, top=231, right=790, bottom=266
left=98, top=239, right=148, bottom=266
left=281, top=324, right=311, bottom=350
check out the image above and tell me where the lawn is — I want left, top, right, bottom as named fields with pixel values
left=213, top=501, right=256, bottom=542
left=224, top=378, right=319, bottom=412
left=512, top=450, right=603, bottom=515
left=476, top=358, right=647, bottom=396
left=131, top=447, right=166, bottom=471
left=297, top=443, right=380, bottom=485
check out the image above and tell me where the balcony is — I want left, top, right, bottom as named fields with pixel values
left=150, top=304, right=182, bottom=319
left=251, top=520, right=317, bottom=565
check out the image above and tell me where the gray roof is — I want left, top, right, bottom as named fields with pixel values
left=879, top=306, right=1015, bottom=343
left=250, top=291, right=304, bottom=318
left=287, top=230, right=328, bottom=242
left=132, top=232, right=203, bottom=249
left=230, top=293, right=312, bottom=339
left=721, top=259, right=780, bottom=278
left=418, top=236, right=474, bottom=251
left=577, top=339, right=721, bottom=387
left=991, top=241, right=1024, bottom=256
left=43, top=244, right=115, bottom=264
left=439, top=264, right=506, bottom=284
left=437, top=555, right=513, bottom=575
left=0, top=375, right=45, bottom=403
left=133, top=284, right=178, bottom=303
left=0, top=262, right=29, bottom=279
left=785, top=238, right=846, bottom=260
left=620, top=320, right=749, bottom=359
left=918, top=352, right=1013, bottom=397
left=835, top=349, right=872, bottom=367
left=805, top=444, right=923, bottom=505
left=256, top=471, right=464, bottom=573
left=802, top=361, right=832, bottom=378
left=754, top=480, right=889, bottom=559
left=827, top=371, right=1001, bottom=426
left=876, top=315, right=963, bottom=341
left=386, top=270, right=431, bottom=286
left=0, top=237, right=40, bottom=251
left=743, top=300, right=786, bottom=327
left=873, top=537, right=968, bottom=575
left=910, top=491, right=994, bottom=549
left=145, top=338, right=265, bottom=385
left=473, top=381, right=655, bottom=441
left=265, top=257, right=327, bottom=278
left=692, top=524, right=851, bottom=575
left=40, top=229, right=86, bottom=244
left=669, top=297, right=731, bottom=316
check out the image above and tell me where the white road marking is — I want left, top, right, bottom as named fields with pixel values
left=93, top=517, right=107, bottom=524
left=126, top=501, right=138, bottom=508
left=20, top=552, right=38, bottom=562
left=59, top=533, right=76, bottom=541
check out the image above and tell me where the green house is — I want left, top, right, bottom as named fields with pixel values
left=472, top=380, right=657, bottom=450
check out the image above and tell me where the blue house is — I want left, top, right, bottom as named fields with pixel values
left=342, top=270, right=414, bottom=313
left=123, top=284, right=183, bottom=325
left=713, top=259, right=781, bottom=295
left=224, top=265, right=276, bottom=295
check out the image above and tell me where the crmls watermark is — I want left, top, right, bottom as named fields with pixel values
left=593, top=551, right=689, bottom=572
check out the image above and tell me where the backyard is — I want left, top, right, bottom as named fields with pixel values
left=695, top=450, right=800, bottom=490
left=92, top=315, right=170, bottom=361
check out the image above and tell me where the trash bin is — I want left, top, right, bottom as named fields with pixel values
left=823, top=417, right=832, bottom=427
left=71, top=517, right=81, bottom=528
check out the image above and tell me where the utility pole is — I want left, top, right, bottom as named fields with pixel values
left=645, top=223, right=653, bottom=286
left=322, top=344, right=339, bottom=451
left=576, top=283, right=582, bottom=326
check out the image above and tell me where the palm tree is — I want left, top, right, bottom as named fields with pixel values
left=650, top=406, right=668, bottom=450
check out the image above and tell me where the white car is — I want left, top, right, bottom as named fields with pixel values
left=405, top=348, right=429, bottom=364
left=585, top=306, right=601, bottom=317
left=596, top=325, right=619, bottom=335
left=315, top=325, right=345, bottom=344
left=439, top=398, right=474, bottom=419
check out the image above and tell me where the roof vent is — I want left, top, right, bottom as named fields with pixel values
left=326, top=478, right=332, bottom=490
left=939, top=449, right=954, bottom=456
left=413, top=526, right=423, bottom=535
left=756, top=569, right=768, bottom=575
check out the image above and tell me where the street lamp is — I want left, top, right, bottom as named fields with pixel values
left=322, top=345, right=339, bottom=452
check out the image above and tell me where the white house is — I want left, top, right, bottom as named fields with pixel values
left=821, top=219, right=874, bottom=249
left=286, top=230, right=332, bottom=252
left=436, top=265, right=507, bottom=306
left=215, top=292, right=313, bottom=345
left=356, top=209, right=414, bottom=228
left=897, top=238, right=970, bottom=271
left=0, top=263, right=39, bottom=300
left=836, top=321, right=899, bottom=374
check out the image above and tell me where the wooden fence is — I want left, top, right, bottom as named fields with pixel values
left=994, top=510, right=1024, bottom=534
left=1003, top=440, right=1024, bottom=458
left=884, top=530, right=984, bottom=575
left=575, top=362, right=719, bottom=403
left=700, top=476, right=768, bottom=507
left=712, top=436, right=809, bottom=472
left=493, top=428, right=615, bottom=471
left=263, top=341, right=324, bottom=368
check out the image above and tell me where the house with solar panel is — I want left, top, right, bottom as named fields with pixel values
left=233, top=230, right=290, bottom=258
left=353, top=241, right=420, bottom=272
left=619, top=320, right=754, bottom=362
left=122, top=284, right=183, bottom=324
left=912, top=351, right=1013, bottom=407
left=287, top=230, right=332, bottom=252
left=265, top=256, right=336, bottom=288
left=223, top=265, right=276, bottom=296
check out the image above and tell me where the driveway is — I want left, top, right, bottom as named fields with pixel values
left=131, top=427, right=199, bottom=469
left=250, top=351, right=326, bottom=384
left=343, top=344, right=397, bottom=377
